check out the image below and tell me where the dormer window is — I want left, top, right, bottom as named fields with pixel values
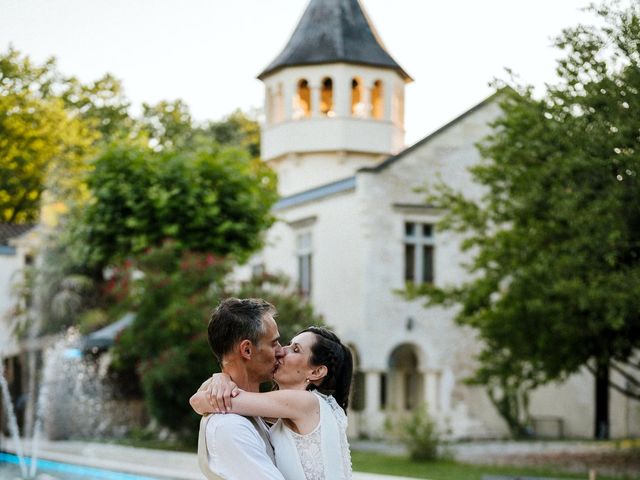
left=372, top=80, right=384, bottom=119
left=320, top=77, right=334, bottom=117
left=294, top=79, right=311, bottom=119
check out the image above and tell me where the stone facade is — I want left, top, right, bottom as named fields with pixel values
left=240, top=0, right=640, bottom=439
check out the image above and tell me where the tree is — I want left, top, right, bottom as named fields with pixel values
left=71, top=141, right=277, bottom=271
left=409, top=2, right=640, bottom=439
left=0, top=48, right=133, bottom=223
left=139, top=99, right=194, bottom=151
left=205, top=109, right=261, bottom=159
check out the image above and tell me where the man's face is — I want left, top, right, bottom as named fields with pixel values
left=252, top=313, right=284, bottom=382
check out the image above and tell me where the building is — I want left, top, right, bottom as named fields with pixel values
left=238, top=0, right=640, bottom=439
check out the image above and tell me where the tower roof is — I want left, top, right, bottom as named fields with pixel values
left=258, top=0, right=411, bottom=81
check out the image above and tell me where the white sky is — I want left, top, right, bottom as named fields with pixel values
left=1, top=0, right=595, bottom=145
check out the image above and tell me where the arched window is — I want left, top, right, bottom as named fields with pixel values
left=372, top=80, right=384, bottom=119
left=294, top=79, right=311, bottom=118
left=320, top=77, right=334, bottom=117
left=351, top=77, right=366, bottom=117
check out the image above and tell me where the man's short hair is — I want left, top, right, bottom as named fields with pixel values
left=207, top=297, right=275, bottom=362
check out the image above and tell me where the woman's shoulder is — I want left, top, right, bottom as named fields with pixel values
left=313, top=391, right=348, bottom=428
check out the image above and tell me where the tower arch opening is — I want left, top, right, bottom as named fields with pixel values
left=320, top=77, right=334, bottom=117
left=294, top=79, right=311, bottom=119
left=372, top=80, right=384, bottom=119
left=351, top=77, right=366, bottom=117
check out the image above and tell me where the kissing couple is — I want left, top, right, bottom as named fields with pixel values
left=190, top=297, right=354, bottom=479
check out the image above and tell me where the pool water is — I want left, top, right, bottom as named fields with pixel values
left=0, top=453, right=166, bottom=480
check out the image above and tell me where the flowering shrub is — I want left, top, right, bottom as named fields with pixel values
left=109, top=241, right=228, bottom=438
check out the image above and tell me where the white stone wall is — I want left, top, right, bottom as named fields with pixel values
left=270, top=152, right=383, bottom=197
left=251, top=94, right=637, bottom=439
left=350, top=101, right=510, bottom=437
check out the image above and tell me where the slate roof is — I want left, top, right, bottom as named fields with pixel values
left=258, top=0, right=411, bottom=80
left=0, top=223, right=35, bottom=246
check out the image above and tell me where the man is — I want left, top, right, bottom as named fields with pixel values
left=191, top=297, right=286, bottom=480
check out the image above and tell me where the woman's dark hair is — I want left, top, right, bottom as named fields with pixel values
left=300, top=326, right=353, bottom=412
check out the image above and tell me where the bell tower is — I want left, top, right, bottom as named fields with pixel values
left=258, top=0, right=412, bottom=196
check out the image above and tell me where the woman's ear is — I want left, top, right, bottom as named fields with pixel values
left=239, top=339, right=253, bottom=360
left=309, top=365, right=328, bottom=382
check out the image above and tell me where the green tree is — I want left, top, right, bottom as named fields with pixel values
left=205, top=109, right=261, bottom=159
left=108, top=242, right=229, bottom=437
left=139, top=99, right=194, bottom=151
left=409, top=2, right=640, bottom=439
left=0, top=47, right=133, bottom=222
left=73, top=142, right=277, bottom=271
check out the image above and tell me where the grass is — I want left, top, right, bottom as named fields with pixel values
left=351, top=451, right=634, bottom=480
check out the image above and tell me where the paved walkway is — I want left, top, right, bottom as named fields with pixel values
left=1, top=437, right=418, bottom=480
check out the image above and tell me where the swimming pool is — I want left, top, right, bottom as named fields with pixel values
left=0, top=452, right=169, bottom=480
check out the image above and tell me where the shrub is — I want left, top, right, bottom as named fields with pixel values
left=389, top=405, right=442, bottom=462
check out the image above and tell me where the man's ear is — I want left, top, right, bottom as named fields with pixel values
left=239, top=339, right=253, bottom=360
left=308, top=365, right=328, bottom=382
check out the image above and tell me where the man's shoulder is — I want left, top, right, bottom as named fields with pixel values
left=205, top=414, right=258, bottom=436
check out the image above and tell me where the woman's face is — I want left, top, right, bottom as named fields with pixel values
left=273, top=331, right=319, bottom=388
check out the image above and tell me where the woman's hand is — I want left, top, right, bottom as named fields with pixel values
left=205, top=372, right=240, bottom=413
left=189, top=373, right=240, bottom=415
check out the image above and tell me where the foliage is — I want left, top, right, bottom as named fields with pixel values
left=109, top=242, right=229, bottom=435
left=205, top=109, right=262, bottom=159
left=0, top=54, right=95, bottom=222
left=139, top=99, right=194, bottom=151
left=71, top=141, right=277, bottom=270
left=0, top=47, right=137, bottom=223
left=407, top=1, right=640, bottom=438
left=386, top=406, right=442, bottom=462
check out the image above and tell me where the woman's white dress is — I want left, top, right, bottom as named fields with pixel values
left=270, top=391, right=352, bottom=480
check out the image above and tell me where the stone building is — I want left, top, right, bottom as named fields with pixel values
left=237, top=0, right=640, bottom=438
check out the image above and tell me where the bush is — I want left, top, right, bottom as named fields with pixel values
left=389, top=405, right=442, bottom=462
left=109, top=242, right=228, bottom=439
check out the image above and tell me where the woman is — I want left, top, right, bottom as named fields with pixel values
left=190, top=326, right=353, bottom=480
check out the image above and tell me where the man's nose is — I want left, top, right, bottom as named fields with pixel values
left=276, top=343, right=286, bottom=357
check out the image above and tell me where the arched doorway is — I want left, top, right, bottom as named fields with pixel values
left=387, top=343, right=423, bottom=411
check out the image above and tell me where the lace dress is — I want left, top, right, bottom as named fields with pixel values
left=270, top=391, right=352, bottom=479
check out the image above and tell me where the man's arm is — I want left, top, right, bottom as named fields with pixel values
left=206, top=416, right=284, bottom=480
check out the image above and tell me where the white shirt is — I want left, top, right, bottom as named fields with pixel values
left=204, top=414, right=285, bottom=480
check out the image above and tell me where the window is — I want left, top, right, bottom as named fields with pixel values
left=296, top=231, right=312, bottom=296
left=294, top=79, right=311, bottom=118
left=404, top=222, right=434, bottom=284
left=372, top=80, right=384, bottom=119
left=320, top=77, right=334, bottom=116
left=351, top=77, right=366, bottom=117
